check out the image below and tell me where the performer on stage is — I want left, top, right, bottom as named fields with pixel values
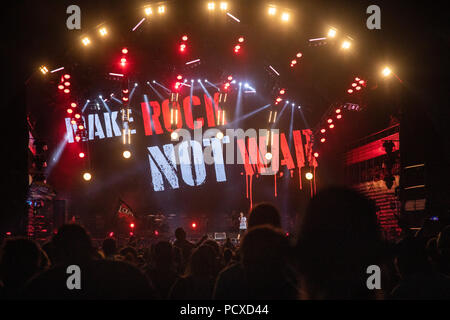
left=237, top=212, right=247, bottom=241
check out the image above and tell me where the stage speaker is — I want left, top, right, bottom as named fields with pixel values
left=53, top=200, right=66, bottom=230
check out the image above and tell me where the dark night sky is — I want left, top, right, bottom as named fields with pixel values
left=3, top=0, right=449, bottom=234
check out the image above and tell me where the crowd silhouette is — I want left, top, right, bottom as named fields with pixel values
left=1, top=187, right=449, bottom=300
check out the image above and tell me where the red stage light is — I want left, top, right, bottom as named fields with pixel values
left=177, top=75, right=183, bottom=80
left=347, top=89, right=353, bottom=94
left=355, top=77, right=360, bottom=81
left=109, top=232, right=114, bottom=237
left=182, top=35, right=188, bottom=41
left=320, top=128, right=326, bottom=133
left=227, top=75, right=233, bottom=81
left=320, top=138, right=326, bottom=143
left=359, top=80, right=365, bottom=85
left=130, top=223, right=135, bottom=228
left=329, top=124, right=335, bottom=128
left=154, top=230, right=159, bottom=236
left=74, top=113, right=81, bottom=119
left=314, top=152, right=319, bottom=158
left=64, top=89, right=70, bottom=93
left=337, top=114, right=342, bottom=119
left=238, top=36, right=244, bottom=43
left=78, top=125, right=84, bottom=130
left=191, top=222, right=197, bottom=228
left=122, top=48, right=128, bottom=54
left=279, top=89, right=286, bottom=95
left=356, top=86, right=361, bottom=90
left=75, top=136, right=81, bottom=142
left=71, top=102, right=77, bottom=108
left=291, top=59, right=297, bottom=65
left=58, top=85, right=64, bottom=90
left=352, top=83, right=357, bottom=87
left=276, top=97, right=282, bottom=102
left=71, top=120, right=76, bottom=125
left=78, top=152, right=85, bottom=158
left=327, top=118, right=333, bottom=123
left=180, top=44, right=186, bottom=52
left=335, top=109, right=341, bottom=113
left=296, top=52, right=302, bottom=58
left=64, top=74, right=71, bottom=79
left=175, top=82, right=181, bottom=90
left=122, top=97, right=129, bottom=101
left=129, top=232, right=134, bottom=236
left=123, top=89, right=129, bottom=94
left=120, top=58, right=127, bottom=66
left=64, top=82, right=70, bottom=86
left=67, top=108, right=73, bottom=114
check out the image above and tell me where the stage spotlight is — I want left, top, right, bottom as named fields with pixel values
left=320, top=128, right=326, bottom=133
left=216, top=131, right=224, bottom=139
left=99, top=27, right=107, bottom=36
left=244, top=83, right=249, bottom=88
left=144, top=7, right=153, bottom=15
left=75, top=136, right=81, bottom=142
left=335, top=109, right=341, bottom=113
left=227, top=75, right=233, bottom=81
left=279, top=89, right=285, bottom=95
left=171, top=131, right=179, bottom=140
left=64, top=74, right=71, bottom=79
left=239, top=82, right=242, bottom=86
left=123, top=150, right=131, bottom=159
left=265, top=152, right=273, bottom=160
left=64, top=89, right=70, bottom=94
left=82, top=37, right=91, bottom=46
left=83, top=172, right=92, bottom=181
left=305, top=172, right=313, bottom=180
left=67, top=108, right=73, bottom=114
left=313, top=152, right=319, bottom=158
left=347, top=89, right=353, bottom=94
left=122, top=48, right=128, bottom=54
left=341, top=41, right=351, bottom=49
left=198, top=79, right=201, bottom=83
left=71, top=120, right=76, bottom=125
left=78, top=124, right=84, bottom=130
left=320, top=138, right=326, bottom=143
left=64, top=82, right=70, bottom=87
left=327, top=28, right=337, bottom=38
left=71, top=102, right=77, bottom=108
left=179, top=43, right=186, bottom=52
left=359, top=80, right=365, bottom=85
left=337, top=114, right=342, bottom=119
left=58, top=85, right=64, bottom=90
left=130, top=223, right=135, bottom=229
left=154, top=230, right=159, bottom=236
left=352, top=83, right=357, bottom=87
left=191, top=222, right=197, bottom=229
left=158, top=5, right=165, bottom=14
left=291, top=59, right=297, bottom=65
left=220, top=2, right=228, bottom=10
left=78, top=152, right=85, bottom=158
left=327, top=118, right=333, bottom=123
left=108, top=232, right=114, bottom=237
left=191, top=79, right=194, bottom=83
left=39, top=66, right=48, bottom=75
left=268, top=6, right=277, bottom=15
left=382, top=67, right=392, bottom=77
left=74, top=113, right=81, bottom=119
left=182, top=35, right=188, bottom=41
left=329, top=124, right=335, bottom=129
left=355, top=77, right=360, bottom=81
left=356, top=86, right=361, bottom=90
left=296, top=52, right=302, bottom=58
left=238, top=36, right=244, bottom=43
left=207, top=2, right=215, bottom=10
left=281, top=12, right=290, bottom=21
